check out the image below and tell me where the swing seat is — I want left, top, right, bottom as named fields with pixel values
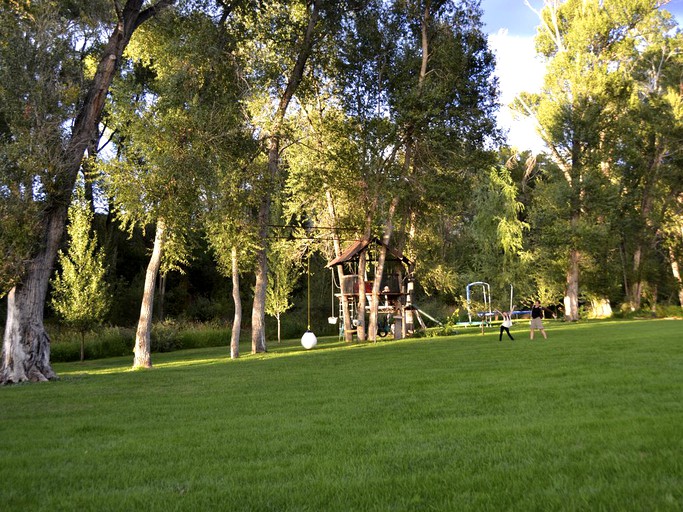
left=328, top=316, right=339, bottom=325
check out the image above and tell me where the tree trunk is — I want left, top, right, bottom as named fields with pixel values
left=0, top=0, right=175, bottom=385
left=619, top=241, right=631, bottom=308
left=356, top=251, right=368, bottom=341
left=157, top=272, right=167, bottom=321
left=230, top=246, right=241, bottom=359
left=251, top=170, right=271, bottom=354
left=133, top=220, right=166, bottom=369
left=630, top=245, right=643, bottom=310
left=1, top=288, right=56, bottom=384
left=669, top=247, right=683, bottom=307
left=564, top=247, right=580, bottom=321
left=369, top=198, right=399, bottom=341
left=563, top=138, right=582, bottom=323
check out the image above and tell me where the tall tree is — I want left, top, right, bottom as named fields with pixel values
left=0, top=0, right=174, bottom=384
left=612, top=13, right=682, bottom=310
left=205, top=194, right=259, bottom=360
left=237, top=0, right=347, bottom=353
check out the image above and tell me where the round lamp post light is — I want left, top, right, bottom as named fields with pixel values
left=301, top=330, right=317, bottom=350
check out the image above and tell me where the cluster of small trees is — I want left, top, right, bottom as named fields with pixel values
left=0, top=0, right=681, bottom=384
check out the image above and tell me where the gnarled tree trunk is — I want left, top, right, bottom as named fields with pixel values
left=1, top=232, right=61, bottom=382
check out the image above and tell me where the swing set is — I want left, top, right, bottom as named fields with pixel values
left=461, top=282, right=521, bottom=327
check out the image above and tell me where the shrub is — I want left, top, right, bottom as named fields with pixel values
left=178, top=323, right=230, bottom=349
left=652, top=305, right=683, bottom=319
left=50, top=326, right=133, bottom=362
left=150, top=320, right=182, bottom=352
left=613, top=305, right=682, bottom=320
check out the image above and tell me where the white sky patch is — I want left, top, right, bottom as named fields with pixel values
left=488, top=29, right=547, bottom=154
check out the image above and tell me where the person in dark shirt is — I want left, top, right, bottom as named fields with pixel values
left=530, top=300, right=555, bottom=340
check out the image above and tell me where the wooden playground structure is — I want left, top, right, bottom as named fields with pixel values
left=326, top=237, right=439, bottom=340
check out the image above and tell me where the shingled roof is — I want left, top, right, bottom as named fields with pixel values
left=326, top=237, right=413, bottom=268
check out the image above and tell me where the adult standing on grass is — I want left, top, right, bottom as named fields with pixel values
left=530, top=300, right=555, bottom=340
left=495, top=309, right=514, bottom=341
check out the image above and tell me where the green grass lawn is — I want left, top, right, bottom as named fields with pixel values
left=1, top=319, right=682, bottom=511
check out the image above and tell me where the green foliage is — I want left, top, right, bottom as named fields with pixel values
left=150, top=320, right=182, bottom=353
left=104, top=6, right=249, bottom=274
left=0, top=1, right=88, bottom=294
left=0, top=192, right=40, bottom=294
left=50, top=326, right=134, bottom=363
left=49, top=321, right=235, bottom=362
left=613, top=305, right=683, bottom=320
left=2, top=320, right=681, bottom=510
left=281, top=0, right=501, bottom=307
left=265, top=239, right=304, bottom=324
left=471, top=165, right=529, bottom=276
left=50, top=186, right=110, bottom=337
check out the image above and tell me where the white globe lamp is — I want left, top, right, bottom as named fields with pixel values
left=301, top=330, right=317, bottom=350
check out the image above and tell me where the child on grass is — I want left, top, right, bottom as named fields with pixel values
left=496, top=309, right=514, bottom=341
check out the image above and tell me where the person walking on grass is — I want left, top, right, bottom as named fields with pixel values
left=496, top=309, right=514, bottom=341
left=530, top=300, right=556, bottom=340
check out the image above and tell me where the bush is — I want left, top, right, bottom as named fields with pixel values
left=51, top=326, right=134, bottom=362
left=150, top=320, right=182, bottom=352
left=178, top=323, right=230, bottom=349
left=51, top=340, right=81, bottom=363
left=413, top=323, right=460, bottom=338
left=613, top=305, right=682, bottom=320
left=652, top=305, right=683, bottom=319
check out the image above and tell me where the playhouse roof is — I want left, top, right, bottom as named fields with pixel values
left=326, top=237, right=413, bottom=268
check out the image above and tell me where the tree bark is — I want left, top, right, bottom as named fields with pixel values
left=357, top=251, right=368, bottom=341
left=629, top=142, right=659, bottom=310
left=157, top=272, right=167, bottom=321
left=133, top=220, right=166, bottom=369
left=564, top=247, right=580, bottom=321
left=630, top=246, right=643, bottom=310
left=669, top=247, right=683, bottom=307
left=1, top=283, right=57, bottom=383
left=563, top=135, right=583, bottom=323
left=230, top=246, right=241, bottom=359
left=0, top=0, right=175, bottom=384
left=251, top=177, right=271, bottom=354
left=369, top=198, right=399, bottom=342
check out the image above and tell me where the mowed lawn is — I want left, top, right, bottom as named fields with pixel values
left=1, top=319, right=681, bottom=511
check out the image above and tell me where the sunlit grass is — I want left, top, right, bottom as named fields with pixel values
left=1, top=319, right=682, bottom=511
